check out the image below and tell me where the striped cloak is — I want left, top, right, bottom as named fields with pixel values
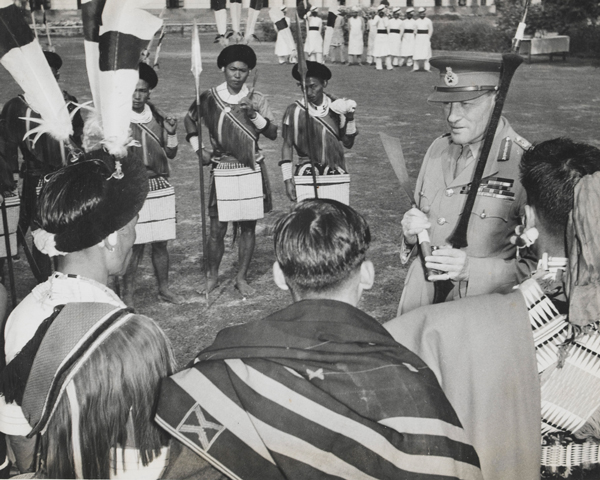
left=156, top=299, right=482, bottom=480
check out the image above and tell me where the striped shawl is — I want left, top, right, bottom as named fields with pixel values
left=156, top=299, right=482, bottom=480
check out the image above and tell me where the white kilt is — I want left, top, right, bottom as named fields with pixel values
left=388, top=19, right=402, bottom=57
left=367, top=19, right=378, bottom=56
left=373, top=32, right=390, bottom=57
left=400, top=33, right=415, bottom=56
left=413, top=34, right=431, bottom=60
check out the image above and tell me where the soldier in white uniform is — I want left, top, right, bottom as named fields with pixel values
left=399, top=7, right=416, bottom=67
left=347, top=7, right=365, bottom=65
left=388, top=8, right=403, bottom=67
left=304, top=6, right=324, bottom=64
left=372, top=5, right=392, bottom=71
left=366, top=10, right=378, bottom=65
left=413, top=7, right=433, bottom=72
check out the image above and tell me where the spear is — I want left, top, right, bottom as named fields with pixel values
left=153, top=24, right=166, bottom=69
left=191, top=19, right=209, bottom=304
left=292, top=12, right=318, bottom=198
left=40, top=4, right=54, bottom=52
left=29, top=0, right=38, bottom=40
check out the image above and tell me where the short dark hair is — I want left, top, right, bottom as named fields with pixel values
left=35, top=153, right=148, bottom=253
left=274, top=199, right=371, bottom=293
left=520, top=137, right=600, bottom=235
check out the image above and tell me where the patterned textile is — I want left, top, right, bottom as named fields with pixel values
left=156, top=299, right=482, bottom=480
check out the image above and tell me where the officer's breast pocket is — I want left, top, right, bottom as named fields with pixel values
left=468, top=195, right=514, bottom=255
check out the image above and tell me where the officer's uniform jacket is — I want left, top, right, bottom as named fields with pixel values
left=398, top=117, right=535, bottom=314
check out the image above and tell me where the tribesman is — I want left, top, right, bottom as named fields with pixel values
left=280, top=61, right=357, bottom=202
left=184, top=45, right=278, bottom=297
left=304, top=6, right=324, bottom=64
left=399, top=7, right=416, bottom=67
left=412, top=7, right=433, bottom=72
left=366, top=9, right=378, bottom=65
left=274, top=6, right=297, bottom=64
left=0, top=50, right=83, bottom=280
left=122, top=63, right=183, bottom=306
left=346, top=6, right=364, bottom=66
left=373, top=5, right=392, bottom=70
left=389, top=7, right=403, bottom=67
left=398, top=56, right=536, bottom=314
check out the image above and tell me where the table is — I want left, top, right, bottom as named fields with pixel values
left=519, top=36, right=570, bottom=63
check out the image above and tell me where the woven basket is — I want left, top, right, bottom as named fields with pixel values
left=135, top=178, right=176, bottom=244
left=294, top=174, right=350, bottom=205
left=0, top=193, right=20, bottom=258
left=214, top=164, right=264, bottom=222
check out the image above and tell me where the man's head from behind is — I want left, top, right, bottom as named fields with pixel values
left=520, top=137, right=600, bottom=240
left=273, top=199, right=373, bottom=305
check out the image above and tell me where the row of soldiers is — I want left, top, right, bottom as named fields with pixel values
left=275, top=4, right=433, bottom=70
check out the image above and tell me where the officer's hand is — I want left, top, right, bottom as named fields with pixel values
left=425, top=247, right=469, bottom=282
left=239, top=97, right=257, bottom=119
left=401, top=207, right=430, bottom=245
left=164, top=116, right=178, bottom=135
left=284, top=179, right=297, bottom=202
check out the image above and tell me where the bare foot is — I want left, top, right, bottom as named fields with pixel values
left=158, top=289, right=185, bottom=305
left=235, top=279, right=256, bottom=298
left=198, top=277, right=220, bottom=295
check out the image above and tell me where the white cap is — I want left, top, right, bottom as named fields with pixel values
left=406, top=7, right=414, bottom=13
left=281, top=5, right=287, bottom=11
left=352, top=5, right=360, bottom=11
left=392, top=7, right=400, bottom=13
left=310, top=5, right=318, bottom=12
left=377, top=4, right=386, bottom=11
left=418, top=7, right=426, bottom=12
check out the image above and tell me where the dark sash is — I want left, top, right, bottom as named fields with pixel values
left=390, top=29, right=400, bottom=33
left=202, top=88, right=259, bottom=169
left=292, top=101, right=345, bottom=170
left=135, top=121, right=170, bottom=176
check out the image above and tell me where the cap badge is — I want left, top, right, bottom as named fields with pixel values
left=444, top=67, right=459, bottom=86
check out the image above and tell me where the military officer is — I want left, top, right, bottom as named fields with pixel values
left=398, top=55, right=536, bottom=314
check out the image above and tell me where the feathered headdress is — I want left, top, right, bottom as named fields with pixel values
left=81, top=0, right=163, bottom=157
left=0, top=0, right=72, bottom=145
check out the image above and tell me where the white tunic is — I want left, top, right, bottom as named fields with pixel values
left=388, top=17, right=402, bottom=57
left=304, top=15, right=323, bottom=55
left=275, top=16, right=295, bottom=57
left=372, top=15, right=390, bottom=58
left=413, top=17, right=433, bottom=60
left=400, top=17, right=416, bottom=57
left=367, top=17, right=378, bottom=56
left=347, top=16, right=365, bottom=55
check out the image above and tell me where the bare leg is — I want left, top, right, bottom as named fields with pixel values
left=122, top=244, right=145, bottom=307
left=152, top=241, right=184, bottom=304
left=203, top=216, right=228, bottom=294
left=235, top=220, right=256, bottom=297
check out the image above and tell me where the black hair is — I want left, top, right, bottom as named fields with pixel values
left=520, top=138, right=600, bottom=235
left=35, top=153, right=148, bottom=253
left=274, top=199, right=371, bottom=293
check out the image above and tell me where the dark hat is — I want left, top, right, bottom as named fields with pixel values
left=292, top=61, right=332, bottom=82
left=428, top=55, right=502, bottom=103
left=138, top=62, right=158, bottom=89
left=43, top=51, right=62, bottom=71
left=35, top=150, right=149, bottom=254
left=217, top=44, right=257, bottom=70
